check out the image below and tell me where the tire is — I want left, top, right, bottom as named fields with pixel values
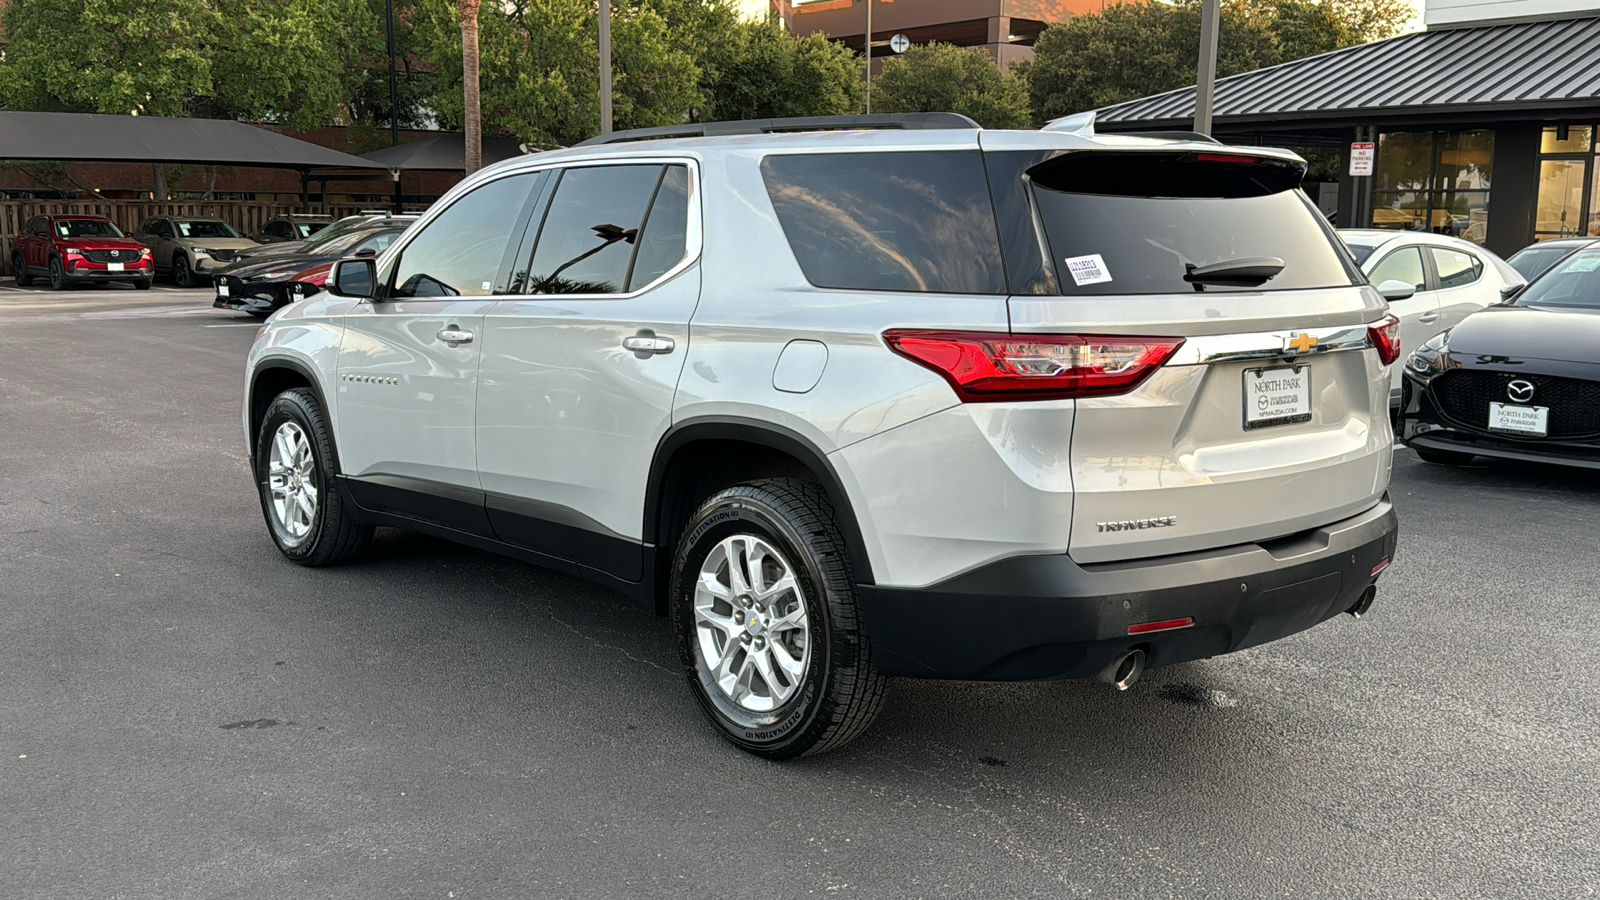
left=12, top=253, right=30, bottom=287
left=253, top=388, right=373, bottom=566
left=1415, top=447, right=1475, bottom=466
left=173, top=253, right=193, bottom=288
left=133, top=279, right=152, bottom=291
left=670, top=478, right=886, bottom=759
left=48, top=257, right=67, bottom=291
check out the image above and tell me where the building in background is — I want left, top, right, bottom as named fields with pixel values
left=1091, top=0, right=1600, bottom=257
left=773, top=0, right=1108, bottom=68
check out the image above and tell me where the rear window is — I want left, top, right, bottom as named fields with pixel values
left=1022, top=152, right=1358, bottom=296
left=760, top=150, right=1006, bottom=295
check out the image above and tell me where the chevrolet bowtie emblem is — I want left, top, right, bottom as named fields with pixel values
left=1285, top=332, right=1318, bottom=354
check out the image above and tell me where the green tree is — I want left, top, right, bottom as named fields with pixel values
left=697, top=20, right=864, bottom=121
left=1026, top=0, right=1411, bottom=126
left=872, top=42, right=1031, bottom=129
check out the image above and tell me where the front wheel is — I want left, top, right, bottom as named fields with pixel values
left=254, top=388, right=373, bottom=566
left=671, top=479, right=886, bottom=759
left=48, top=257, right=67, bottom=291
left=173, top=254, right=193, bottom=288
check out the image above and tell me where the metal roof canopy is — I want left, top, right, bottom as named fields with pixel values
left=354, top=133, right=527, bottom=171
left=0, top=111, right=384, bottom=170
left=1095, top=15, right=1600, bottom=133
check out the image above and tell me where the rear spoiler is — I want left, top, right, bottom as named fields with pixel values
left=1042, top=111, right=1223, bottom=146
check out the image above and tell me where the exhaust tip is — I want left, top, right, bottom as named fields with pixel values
left=1098, top=649, right=1146, bottom=691
left=1348, top=585, right=1377, bottom=619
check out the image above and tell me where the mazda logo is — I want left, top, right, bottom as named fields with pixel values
left=1507, top=379, right=1536, bottom=404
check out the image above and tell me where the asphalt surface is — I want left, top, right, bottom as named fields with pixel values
left=3, top=283, right=1598, bottom=899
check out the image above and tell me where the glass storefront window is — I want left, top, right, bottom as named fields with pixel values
left=1536, top=158, right=1589, bottom=237
left=1372, top=131, right=1494, bottom=244
left=1541, top=125, right=1593, bottom=154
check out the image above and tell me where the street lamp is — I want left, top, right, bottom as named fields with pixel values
left=599, top=0, right=613, bottom=134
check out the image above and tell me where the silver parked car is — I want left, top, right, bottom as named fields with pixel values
left=1338, top=229, right=1525, bottom=403
left=132, top=216, right=260, bottom=288
left=241, top=114, right=1400, bottom=758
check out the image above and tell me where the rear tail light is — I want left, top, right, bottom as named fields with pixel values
left=883, top=330, right=1185, bottom=402
left=1368, top=314, right=1402, bottom=366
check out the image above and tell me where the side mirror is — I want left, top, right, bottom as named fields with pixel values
left=1499, top=283, right=1525, bottom=302
left=330, top=258, right=377, bottom=299
left=1377, top=279, right=1417, bottom=302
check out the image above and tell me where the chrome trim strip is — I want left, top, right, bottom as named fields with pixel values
left=1169, top=324, right=1372, bottom=365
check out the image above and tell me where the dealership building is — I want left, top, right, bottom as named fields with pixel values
left=1092, top=0, right=1600, bottom=259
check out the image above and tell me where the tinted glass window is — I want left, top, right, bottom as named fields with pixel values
left=527, top=165, right=663, bottom=294
left=628, top=165, right=690, bottom=291
left=392, top=172, right=540, bottom=298
left=352, top=230, right=400, bottom=256
left=55, top=219, right=123, bottom=238
left=296, top=222, right=328, bottom=238
left=761, top=151, right=1005, bottom=294
left=1507, top=245, right=1582, bottom=280
left=1368, top=247, right=1426, bottom=291
left=1344, top=243, right=1379, bottom=265
left=1516, top=249, right=1600, bottom=309
left=177, top=220, right=237, bottom=239
left=1031, top=186, right=1357, bottom=295
left=1430, top=247, right=1482, bottom=288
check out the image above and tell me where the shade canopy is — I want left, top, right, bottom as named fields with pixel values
left=0, top=111, right=384, bottom=170
left=1095, top=15, right=1600, bottom=132
left=357, top=134, right=527, bottom=171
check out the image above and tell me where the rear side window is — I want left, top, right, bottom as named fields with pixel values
left=526, top=164, right=673, bottom=294
left=1430, top=247, right=1482, bottom=288
left=1015, top=151, right=1358, bottom=296
left=760, top=150, right=1006, bottom=294
left=1368, top=247, right=1426, bottom=291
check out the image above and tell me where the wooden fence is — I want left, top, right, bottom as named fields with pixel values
left=1, top=200, right=371, bottom=275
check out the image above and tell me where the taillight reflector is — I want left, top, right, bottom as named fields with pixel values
left=883, top=330, right=1185, bottom=402
left=1128, top=617, right=1194, bottom=635
left=1368, top=314, right=1402, bottom=366
left=1371, top=558, right=1391, bottom=577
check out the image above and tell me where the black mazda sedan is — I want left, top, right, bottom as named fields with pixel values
left=1400, top=244, right=1600, bottom=470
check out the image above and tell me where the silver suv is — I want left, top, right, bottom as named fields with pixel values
left=242, top=114, right=1401, bottom=758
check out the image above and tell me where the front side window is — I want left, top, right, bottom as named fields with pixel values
left=1430, top=247, right=1482, bottom=288
left=1368, top=247, right=1426, bottom=291
left=761, top=150, right=1005, bottom=294
left=391, top=172, right=540, bottom=298
left=525, top=165, right=670, bottom=295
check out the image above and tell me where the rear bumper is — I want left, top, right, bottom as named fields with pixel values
left=856, top=497, right=1398, bottom=681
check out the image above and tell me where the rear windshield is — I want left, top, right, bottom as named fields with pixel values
left=1507, top=244, right=1581, bottom=280
left=55, top=219, right=123, bottom=238
left=177, top=220, right=239, bottom=239
left=760, top=150, right=1006, bottom=295
left=1516, top=248, right=1600, bottom=309
left=1027, top=157, right=1358, bottom=295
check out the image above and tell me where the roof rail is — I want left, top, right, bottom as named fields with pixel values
left=575, top=113, right=980, bottom=147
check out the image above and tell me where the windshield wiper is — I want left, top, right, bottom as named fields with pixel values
left=1183, top=256, right=1286, bottom=290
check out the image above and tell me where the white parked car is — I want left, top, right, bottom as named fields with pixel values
left=1339, top=230, right=1525, bottom=403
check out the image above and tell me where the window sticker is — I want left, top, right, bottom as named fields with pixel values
left=1562, top=256, right=1600, bottom=274
left=178, top=223, right=191, bottom=237
left=1064, top=253, right=1113, bottom=286
left=56, top=223, right=70, bottom=237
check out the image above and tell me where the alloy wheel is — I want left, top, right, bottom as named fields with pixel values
left=266, top=421, right=318, bottom=543
left=693, top=534, right=812, bottom=713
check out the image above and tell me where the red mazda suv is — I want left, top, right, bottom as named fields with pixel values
left=12, top=215, right=153, bottom=290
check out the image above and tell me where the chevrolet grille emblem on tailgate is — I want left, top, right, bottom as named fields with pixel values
left=1285, top=332, right=1318, bottom=354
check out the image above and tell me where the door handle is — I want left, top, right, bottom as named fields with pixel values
left=622, top=332, right=675, bottom=355
left=436, top=327, right=474, bottom=345
left=1418, top=312, right=1439, bottom=324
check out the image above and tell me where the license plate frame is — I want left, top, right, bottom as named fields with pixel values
left=1243, top=364, right=1313, bottom=431
left=217, top=282, right=231, bottom=297
left=107, top=262, right=124, bottom=271
left=1488, top=402, right=1549, bottom=437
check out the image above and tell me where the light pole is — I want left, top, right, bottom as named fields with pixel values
left=864, top=0, right=872, bottom=114
left=599, top=0, right=613, bottom=134
left=386, top=0, right=401, bottom=212
left=1194, top=0, right=1220, bottom=135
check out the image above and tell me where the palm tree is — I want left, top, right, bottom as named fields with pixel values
left=457, top=0, right=483, bottom=174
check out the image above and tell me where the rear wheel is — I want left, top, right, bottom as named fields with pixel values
left=173, top=254, right=193, bottom=288
left=12, top=253, right=30, bottom=287
left=1415, top=447, right=1475, bottom=466
left=671, top=478, right=886, bottom=759
left=254, top=388, right=373, bottom=566
left=47, top=257, right=67, bottom=291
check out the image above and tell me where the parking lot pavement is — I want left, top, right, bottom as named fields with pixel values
left=2, top=308, right=1597, bottom=899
